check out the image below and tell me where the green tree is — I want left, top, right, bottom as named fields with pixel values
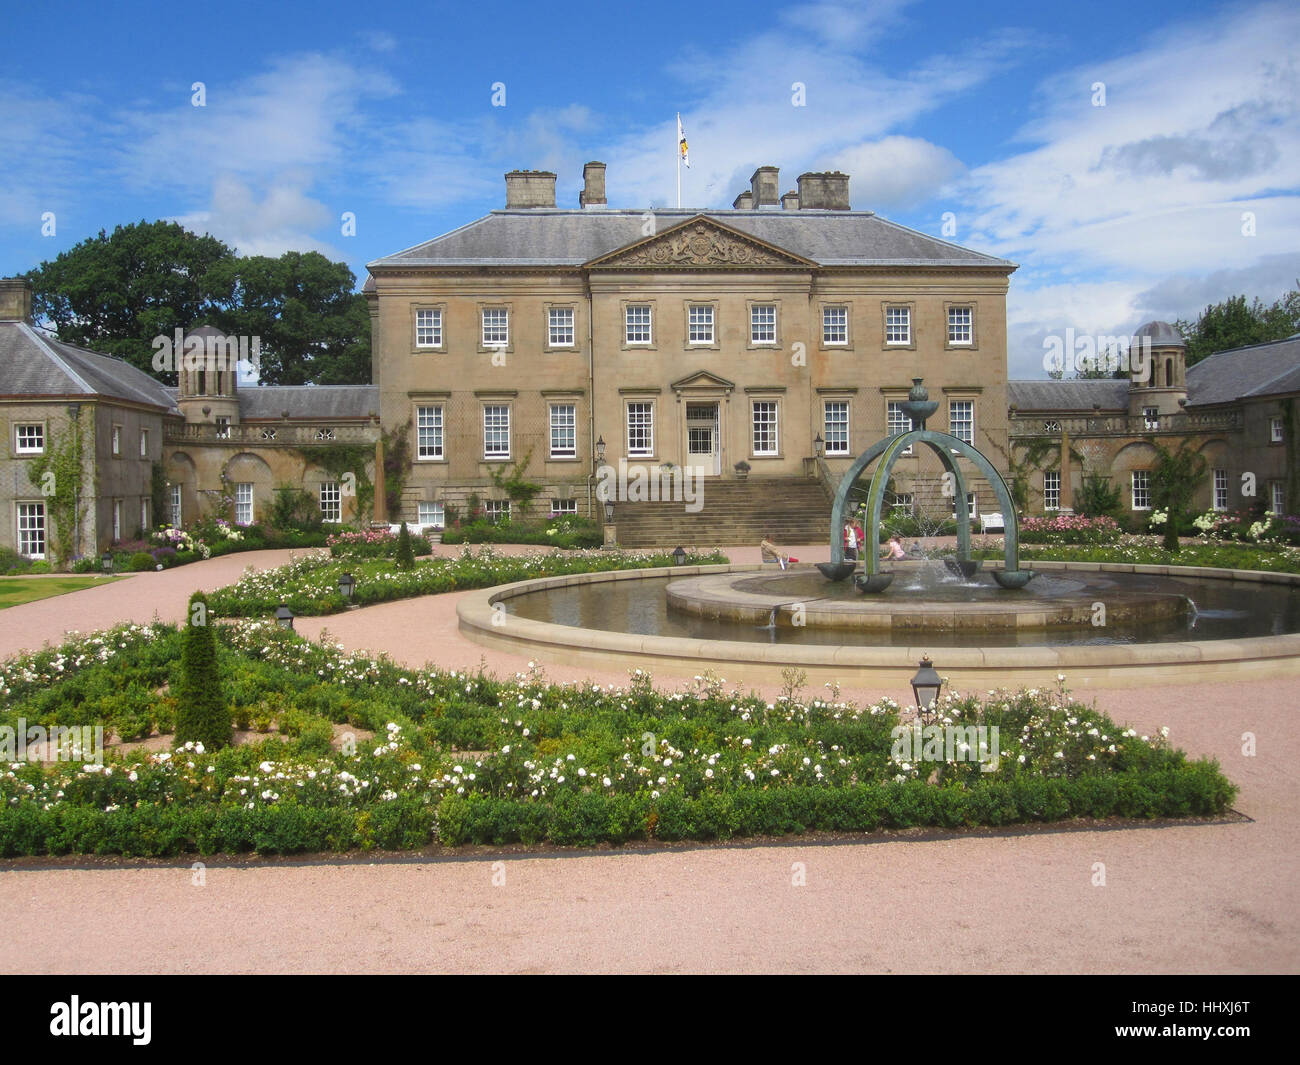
left=25, top=221, right=234, bottom=380
left=173, top=593, right=231, bottom=750
left=1176, top=287, right=1300, bottom=367
left=395, top=522, right=415, bottom=570
left=207, top=251, right=371, bottom=385
left=1076, top=473, right=1123, bottom=519
left=1149, top=440, right=1208, bottom=553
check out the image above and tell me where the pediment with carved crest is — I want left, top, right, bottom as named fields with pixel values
left=586, top=216, right=815, bottom=270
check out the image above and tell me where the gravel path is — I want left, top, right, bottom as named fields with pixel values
left=1, top=546, right=1296, bottom=973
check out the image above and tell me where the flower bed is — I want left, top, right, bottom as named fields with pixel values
left=205, top=546, right=730, bottom=617
left=1019, top=515, right=1121, bottom=545
left=975, top=536, right=1300, bottom=573
left=0, top=623, right=1236, bottom=856
left=441, top=515, right=603, bottom=549
left=327, top=528, right=433, bottom=559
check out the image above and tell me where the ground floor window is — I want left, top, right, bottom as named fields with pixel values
left=1044, top=471, right=1060, bottom=511
left=1213, top=468, right=1228, bottom=511
left=1131, top=470, right=1150, bottom=510
left=17, top=502, right=45, bottom=558
left=112, top=500, right=121, bottom=541
left=170, top=484, right=182, bottom=527
left=418, top=501, right=445, bottom=528
left=485, top=500, right=510, bottom=524
left=550, top=499, right=578, bottom=516
left=1271, top=482, right=1285, bottom=515
left=823, top=401, right=849, bottom=456
left=320, top=481, right=341, bottom=523
left=890, top=493, right=914, bottom=514
left=140, top=497, right=149, bottom=534
left=235, top=483, right=254, bottom=525
left=950, top=492, right=977, bottom=519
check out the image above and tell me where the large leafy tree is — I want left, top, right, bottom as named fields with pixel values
left=25, top=221, right=234, bottom=376
left=1176, top=287, right=1300, bottom=367
left=25, top=222, right=371, bottom=385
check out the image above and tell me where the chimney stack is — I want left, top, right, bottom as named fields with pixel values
left=781, top=189, right=799, bottom=210
left=0, top=278, right=33, bottom=323
left=732, top=190, right=755, bottom=209
left=504, top=170, right=557, bottom=208
left=750, top=166, right=780, bottom=207
left=579, top=161, right=607, bottom=207
left=796, top=171, right=850, bottom=210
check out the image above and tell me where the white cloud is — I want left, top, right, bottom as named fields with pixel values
left=832, top=136, right=964, bottom=210
left=172, top=173, right=344, bottom=260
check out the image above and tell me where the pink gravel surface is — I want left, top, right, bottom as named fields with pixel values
left=0, top=546, right=1297, bottom=973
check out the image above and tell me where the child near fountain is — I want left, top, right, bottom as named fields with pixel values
left=881, top=535, right=907, bottom=561
left=843, top=522, right=858, bottom=561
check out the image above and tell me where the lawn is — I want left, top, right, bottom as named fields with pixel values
left=0, top=575, right=122, bottom=610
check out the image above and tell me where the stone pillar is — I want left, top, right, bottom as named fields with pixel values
left=1059, top=429, right=1074, bottom=513
left=371, top=437, right=388, bottom=527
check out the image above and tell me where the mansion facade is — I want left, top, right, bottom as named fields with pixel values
left=3, top=161, right=1297, bottom=562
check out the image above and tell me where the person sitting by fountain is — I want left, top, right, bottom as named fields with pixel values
left=760, top=534, right=797, bottom=569
left=880, top=535, right=907, bottom=562
left=843, top=521, right=859, bottom=562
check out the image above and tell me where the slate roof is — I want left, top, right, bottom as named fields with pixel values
left=236, top=385, right=378, bottom=420
left=1185, top=335, right=1300, bottom=406
left=0, top=321, right=179, bottom=412
left=1007, top=380, right=1130, bottom=411
left=367, top=209, right=1015, bottom=271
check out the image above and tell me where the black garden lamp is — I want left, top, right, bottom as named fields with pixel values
left=595, top=435, right=606, bottom=464
left=603, top=498, right=615, bottom=524
left=275, top=604, right=295, bottom=631
left=101, top=551, right=114, bottom=574
left=338, top=572, right=356, bottom=601
left=673, top=546, right=687, bottom=566
left=814, top=433, right=824, bottom=458
left=910, top=655, right=943, bottom=713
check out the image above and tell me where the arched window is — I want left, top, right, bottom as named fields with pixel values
left=1165, top=359, right=1173, bottom=387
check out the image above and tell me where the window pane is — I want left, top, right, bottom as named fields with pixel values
left=822, top=306, right=847, bottom=344
left=550, top=404, right=576, bottom=457
left=549, top=307, right=574, bottom=346
left=320, top=481, right=341, bottom=523
left=751, top=304, right=775, bottom=343
left=627, top=402, right=654, bottom=456
left=235, top=483, right=254, bottom=525
left=688, top=305, right=714, bottom=343
left=482, top=308, right=509, bottom=347
left=626, top=305, right=652, bottom=344
left=418, top=501, right=445, bottom=528
left=752, top=401, right=778, bottom=455
left=949, top=401, right=973, bottom=445
left=417, top=405, right=444, bottom=460
left=947, top=306, right=972, bottom=344
left=823, top=401, right=849, bottom=455
left=483, top=405, right=510, bottom=457
left=886, top=306, right=911, bottom=344
left=416, top=309, right=442, bottom=347
left=18, top=502, right=46, bottom=558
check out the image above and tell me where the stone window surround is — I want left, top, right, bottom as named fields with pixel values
left=944, top=302, right=978, bottom=350
left=15, top=500, right=47, bottom=559
left=624, top=396, right=657, bottom=460
left=111, top=423, right=123, bottom=458
left=481, top=400, right=513, bottom=462
left=746, top=300, right=782, bottom=350
left=412, top=399, right=447, bottom=463
left=819, top=302, right=852, bottom=350
left=411, top=303, right=446, bottom=352
left=621, top=300, right=656, bottom=350
left=822, top=397, right=851, bottom=456
left=545, top=302, right=579, bottom=351
left=684, top=300, right=720, bottom=349
left=745, top=387, right=785, bottom=460
left=477, top=302, right=513, bottom=354
left=548, top=401, right=578, bottom=460
left=882, top=302, right=916, bottom=350
left=12, top=420, right=46, bottom=457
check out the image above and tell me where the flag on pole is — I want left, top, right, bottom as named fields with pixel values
left=677, top=113, right=690, bottom=168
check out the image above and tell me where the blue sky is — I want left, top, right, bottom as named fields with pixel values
left=2, top=0, right=1298, bottom=377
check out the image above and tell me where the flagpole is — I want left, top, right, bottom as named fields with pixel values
left=676, top=114, right=681, bottom=209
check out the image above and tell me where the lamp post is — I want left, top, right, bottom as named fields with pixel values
left=910, top=655, right=943, bottom=716
left=595, top=435, right=606, bottom=464
left=275, top=604, right=295, bottom=631
left=602, top=496, right=616, bottom=550
left=101, top=551, right=114, bottom=575
left=338, top=572, right=356, bottom=607
left=673, top=546, right=687, bottom=566
left=814, top=433, right=824, bottom=458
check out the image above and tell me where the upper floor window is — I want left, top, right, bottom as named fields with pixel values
left=415, top=309, right=442, bottom=348
left=140, top=428, right=150, bottom=457
left=947, top=306, right=972, bottom=345
left=1271, top=416, right=1284, bottom=443
left=822, top=306, right=848, bottom=346
left=625, top=305, right=652, bottom=345
left=885, top=306, right=911, bottom=345
left=481, top=308, right=509, bottom=347
left=751, top=304, right=776, bottom=345
left=15, top=424, right=43, bottom=454
left=688, top=305, right=714, bottom=344
left=111, top=425, right=122, bottom=456
left=949, top=400, right=974, bottom=445
left=548, top=307, right=575, bottom=347
left=216, top=417, right=231, bottom=439
left=1143, top=406, right=1159, bottom=431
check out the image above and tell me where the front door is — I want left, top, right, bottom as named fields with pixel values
left=685, top=402, right=720, bottom=475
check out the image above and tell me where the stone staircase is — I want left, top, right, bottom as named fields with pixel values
left=614, top=476, right=832, bottom=549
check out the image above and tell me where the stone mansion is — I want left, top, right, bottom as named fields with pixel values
left=2, top=161, right=1297, bottom=560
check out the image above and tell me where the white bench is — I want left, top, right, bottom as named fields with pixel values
left=980, top=512, right=1005, bottom=534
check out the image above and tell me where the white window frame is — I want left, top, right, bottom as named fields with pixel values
left=550, top=499, right=578, bottom=516
left=891, top=493, right=914, bottom=515
left=215, top=416, right=231, bottom=440
left=481, top=308, right=509, bottom=348
left=687, top=304, right=714, bottom=345
left=485, top=499, right=511, bottom=524
left=15, top=424, right=44, bottom=455
left=626, top=402, right=654, bottom=458
left=1044, top=471, right=1061, bottom=511
left=140, top=497, right=149, bottom=532
left=483, top=404, right=511, bottom=460
left=418, top=501, right=445, bottom=529
left=822, top=305, right=848, bottom=346
left=823, top=401, right=849, bottom=456
left=751, top=400, right=779, bottom=457
left=625, top=305, right=652, bottom=345
left=1271, top=417, right=1284, bottom=443
left=947, top=306, right=973, bottom=345
left=549, top=403, right=576, bottom=459
left=750, top=304, right=776, bottom=345
left=885, top=306, right=911, bottom=345
left=948, top=400, right=974, bottom=446
left=415, top=309, right=443, bottom=349
left=1143, top=406, right=1160, bottom=431
left=548, top=307, right=575, bottom=348
left=951, top=492, right=978, bottom=519
left=112, top=499, right=122, bottom=540
left=111, top=425, right=122, bottom=456
left=170, top=484, right=182, bottom=527
left=887, top=401, right=915, bottom=456
left=1270, top=482, right=1285, bottom=515
left=1213, top=468, right=1228, bottom=511
left=235, top=483, right=254, bottom=525
left=139, top=428, right=149, bottom=457
left=17, top=501, right=46, bottom=559
left=320, top=481, right=341, bottom=524
left=1131, top=470, right=1151, bottom=511
left=416, top=405, right=444, bottom=461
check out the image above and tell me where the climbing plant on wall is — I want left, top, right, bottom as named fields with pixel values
left=26, top=408, right=89, bottom=566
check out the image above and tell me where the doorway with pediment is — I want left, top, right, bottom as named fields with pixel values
left=671, top=370, right=735, bottom=478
